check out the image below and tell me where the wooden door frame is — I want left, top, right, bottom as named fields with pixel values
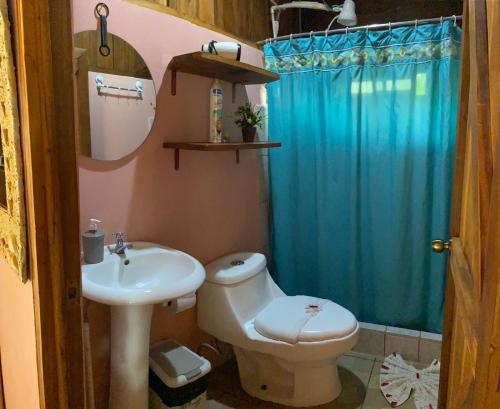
left=9, top=0, right=85, bottom=408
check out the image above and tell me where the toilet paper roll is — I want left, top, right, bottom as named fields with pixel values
left=163, top=293, right=196, bottom=314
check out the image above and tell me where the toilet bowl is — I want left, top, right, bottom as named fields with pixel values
left=197, top=252, right=359, bottom=407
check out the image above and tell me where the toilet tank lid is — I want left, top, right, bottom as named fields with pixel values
left=204, top=252, right=267, bottom=285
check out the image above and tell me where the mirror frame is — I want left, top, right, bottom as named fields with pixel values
left=73, top=30, right=156, bottom=162
left=0, top=0, right=26, bottom=281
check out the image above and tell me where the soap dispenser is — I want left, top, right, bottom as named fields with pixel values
left=82, top=218, right=104, bottom=264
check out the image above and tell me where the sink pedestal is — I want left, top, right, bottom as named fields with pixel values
left=109, top=304, right=154, bottom=409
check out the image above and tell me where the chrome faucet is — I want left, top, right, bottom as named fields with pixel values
left=109, top=232, right=132, bottom=255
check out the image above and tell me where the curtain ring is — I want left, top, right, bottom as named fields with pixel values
left=289, top=33, right=293, bottom=42
left=388, top=22, right=392, bottom=34
left=440, top=16, right=444, bottom=26
left=452, top=15, right=457, bottom=26
left=345, top=27, right=348, bottom=36
left=310, top=31, right=314, bottom=39
left=414, top=19, right=418, bottom=29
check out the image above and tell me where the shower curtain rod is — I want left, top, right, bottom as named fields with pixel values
left=257, top=15, right=463, bottom=45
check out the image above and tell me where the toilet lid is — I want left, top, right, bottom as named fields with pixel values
left=254, top=296, right=358, bottom=344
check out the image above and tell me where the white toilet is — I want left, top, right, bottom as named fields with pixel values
left=197, top=252, right=359, bottom=407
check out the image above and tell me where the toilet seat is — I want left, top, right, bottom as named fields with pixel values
left=254, top=296, right=358, bottom=344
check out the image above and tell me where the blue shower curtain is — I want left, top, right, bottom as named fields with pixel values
left=264, top=21, right=461, bottom=333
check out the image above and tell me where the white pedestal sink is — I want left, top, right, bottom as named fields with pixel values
left=82, top=242, right=205, bottom=409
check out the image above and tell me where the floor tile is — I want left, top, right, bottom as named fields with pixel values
left=207, top=355, right=374, bottom=409
left=354, top=327, right=385, bottom=356
left=345, top=350, right=382, bottom=362
left=420, top=332, right=442, bottom=342
left=359, top=322, right=387, bottom=332
left=384, top=334, right=419, bottom=362
left=386, top=326, right=420, bottom=338
left=208, top=401, right=233, bottom=409
left=207, top=353, right=437, bottom=409
left=418, top=339, right=441, bottom=364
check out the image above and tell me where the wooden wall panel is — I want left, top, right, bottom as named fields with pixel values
left=130, top=1, right=464, bottom=43
left=74, top=31, right=152, bottom=79
left=128, top=0, right=271, bottom=43
left=276, top=0, right=463, bottom=36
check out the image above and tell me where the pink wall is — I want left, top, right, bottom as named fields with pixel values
left=75, top=0, right=264, bottom=253
left=0, top=260, right=40, bottom=409
left=74, top=1, right=268, bottom=407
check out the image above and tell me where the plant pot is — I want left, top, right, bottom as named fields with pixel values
left=242, top=126, right=257, bottom=142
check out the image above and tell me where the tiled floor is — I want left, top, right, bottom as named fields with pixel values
left=207, top=352, right=428, bottom=409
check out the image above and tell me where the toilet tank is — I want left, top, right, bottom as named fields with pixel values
left=197, top=253, right=284, bottom=344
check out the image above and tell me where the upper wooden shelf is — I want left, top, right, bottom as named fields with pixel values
left=168, top=52, right=280, bottom=95
left=163, top=141, right=282, bottom=170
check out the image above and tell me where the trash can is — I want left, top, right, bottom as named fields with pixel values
left=149, top=340, right=212, bottom=409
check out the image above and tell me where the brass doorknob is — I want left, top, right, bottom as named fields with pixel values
left=431, top=239, right=452, bottom=253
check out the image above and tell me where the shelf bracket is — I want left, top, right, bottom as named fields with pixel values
left=235, top=150, right=240, bottom=164
left=174, top=148, right=180, bottom=170
left=171, top=70, right=177, bottom=96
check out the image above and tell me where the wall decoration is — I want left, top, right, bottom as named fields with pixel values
left=0, top=0, right=27, bottom=281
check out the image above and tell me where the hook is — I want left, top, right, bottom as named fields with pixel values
left=95, top=2, right=110, bottom=56
left=414, top=19, right=418, bottom=29
left=94, top=2, right=109, bottom=17
left=310, top=30, right=314, bottom=39
left=289, top=33, right=293, bottom=42
left=452, top=15, right=457, bottom=26
left=440, top=16, right=444, bottom=26
left=388, top=22, right=392, bottom=34
left=345, top=26, right=349, bottom=36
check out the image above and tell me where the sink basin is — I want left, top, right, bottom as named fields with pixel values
left=81, top=242, right=206, bottom=409
left=82, top=241, right=205, bottom=305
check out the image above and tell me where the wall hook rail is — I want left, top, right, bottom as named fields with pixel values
left=95, top=75, right=144, bottom=96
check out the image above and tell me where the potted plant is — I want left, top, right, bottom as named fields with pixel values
left=234, top=103, right=264, bottom=142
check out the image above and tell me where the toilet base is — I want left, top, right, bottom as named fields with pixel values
left=234, top=347, right=342, bottom=407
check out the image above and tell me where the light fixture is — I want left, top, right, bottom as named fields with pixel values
left=270, top=1, right=358, bottom=37
left=337, top=0, right=357, bottom=27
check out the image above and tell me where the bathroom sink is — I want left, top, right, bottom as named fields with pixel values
left=81, top=242, right=206, bottom=409
left=82, top=241, right=205, bottom=305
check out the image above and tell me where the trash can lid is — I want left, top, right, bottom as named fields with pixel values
left=149, top=341, right=211, bottom=388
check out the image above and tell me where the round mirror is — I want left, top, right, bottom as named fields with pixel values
left=74, top=31, right=156, bottom=161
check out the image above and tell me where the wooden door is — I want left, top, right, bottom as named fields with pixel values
left=438, top=0, right=500, bottom=408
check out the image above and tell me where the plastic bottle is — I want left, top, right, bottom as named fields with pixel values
left=209, top=79, right=223, bottom=143
left=82, top=218, right=104, bottom=264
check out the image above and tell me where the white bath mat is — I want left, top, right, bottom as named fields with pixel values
left=379, top=353, right=440, bottom=409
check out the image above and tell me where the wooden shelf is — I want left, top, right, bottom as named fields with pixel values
left=163, top=141, right=281, bottom=170
left=168, top=52, right=280, bottom=96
